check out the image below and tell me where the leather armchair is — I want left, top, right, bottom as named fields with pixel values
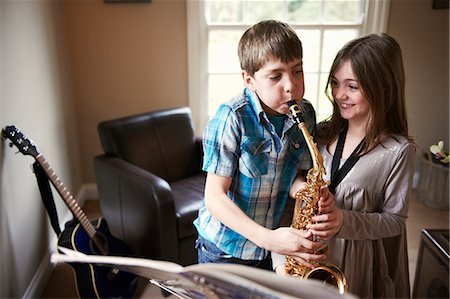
left=94, top=107, right=205, bottom=266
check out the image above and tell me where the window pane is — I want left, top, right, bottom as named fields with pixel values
left=208, top=74, right=244, bottom=116
left=317, top=72, right=333, bottom=121
left=304, top=72, right=318, bottom=109
left=288, top=0, right=321, bottom=23
left=203, top=0, right=367, bottom=124
left=321, top=29, right=358, bottom=72
left=296, top=29, right=320, bottom=72
left=323, top=0, right=363, bottom=23
left=207, top=0, right=243, bottom=23
left=247, top=1, right=283, bottom=22
left=209, top=30, right=243, bottom=73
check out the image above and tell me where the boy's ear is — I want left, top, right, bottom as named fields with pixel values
left=242, top=70, right=256, bottom=91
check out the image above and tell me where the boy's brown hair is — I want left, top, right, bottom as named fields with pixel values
left=238, top=20, right=303, bottom=76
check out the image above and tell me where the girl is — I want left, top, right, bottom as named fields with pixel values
left=275, top=33, right=415, bottom=298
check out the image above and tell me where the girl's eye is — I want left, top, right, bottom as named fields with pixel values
left=349, top=84, right=359, bottom=91
left=330, top=79, right=338, bottom=87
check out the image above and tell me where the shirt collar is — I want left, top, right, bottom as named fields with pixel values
left=245, top=87, right=268, bottom=124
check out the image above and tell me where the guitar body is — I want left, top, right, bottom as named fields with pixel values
left=58, top=218, right=138, bottom=298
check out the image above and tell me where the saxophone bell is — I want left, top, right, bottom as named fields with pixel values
left=305, top=263, right=348, bottom=294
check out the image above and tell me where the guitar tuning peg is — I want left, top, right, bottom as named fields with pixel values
left=8, top=142, right=14, bottom=148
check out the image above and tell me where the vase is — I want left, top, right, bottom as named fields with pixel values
left=417, top=153, right=449, bottom=209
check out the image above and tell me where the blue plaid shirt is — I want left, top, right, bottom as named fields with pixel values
left=194, top=87, right=316, bottom=260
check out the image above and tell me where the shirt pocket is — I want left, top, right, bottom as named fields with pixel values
left=239, top=138, right=272, bottom=178
left=287, top=138, right=310, bottom=170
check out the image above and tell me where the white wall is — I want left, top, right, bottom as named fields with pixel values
left=388, top=0, right=449, bottom=170
left=0, top=1, right=81, bottom=297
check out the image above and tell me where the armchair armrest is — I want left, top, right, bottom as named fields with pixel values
left=195, top=136, right=203, bottom=159
left=94, top=154, right=178, bottom=261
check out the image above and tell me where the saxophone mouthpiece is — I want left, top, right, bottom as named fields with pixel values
left=287, top=100, right=304, bottom=124
left=287, top=99, right=297, bottom=108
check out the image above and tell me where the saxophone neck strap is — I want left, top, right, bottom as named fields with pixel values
left=329, top=124, right=365, bottom=194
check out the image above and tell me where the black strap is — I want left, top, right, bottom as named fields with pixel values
left=32, top=161, right=61, bottom=235
left=329, top=124, right=365, bottom=194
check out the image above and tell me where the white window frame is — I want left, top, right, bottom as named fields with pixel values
left=187, top=0, right=390, bottom=134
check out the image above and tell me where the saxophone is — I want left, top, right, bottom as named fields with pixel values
left=285, top=100, right=347, bottom=294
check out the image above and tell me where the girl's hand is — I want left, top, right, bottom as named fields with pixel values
left=308, top=208, right=343, bottom=239
left=317, top=186, right=335, bottom=214
left=307, top=186, right=343, bottom=239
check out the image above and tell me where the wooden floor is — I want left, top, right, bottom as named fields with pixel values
left=41, top=200, right=100, bottom=298
left=41, top=262, right=163, bottom=298
left=41, top=193, right=449, bottom=298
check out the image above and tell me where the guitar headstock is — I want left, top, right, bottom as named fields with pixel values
left=2, top=125, right=39, bottom=158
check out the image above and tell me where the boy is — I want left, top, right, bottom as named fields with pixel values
left=194, top=20, right=333, bottom=270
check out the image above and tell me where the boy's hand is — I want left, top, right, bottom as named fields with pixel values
left=274, top=264, right=289, bottom=276
left=266, top=227, right=326, bottom=269
left=272, top=254, right=319, bottom=276
left=306, top=186, right=343, bottom=239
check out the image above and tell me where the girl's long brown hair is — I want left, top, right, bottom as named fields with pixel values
left=319, top=33, right=413, bottom=152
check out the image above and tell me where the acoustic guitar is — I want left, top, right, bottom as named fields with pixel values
left=2, top=125, right=138, bottom=298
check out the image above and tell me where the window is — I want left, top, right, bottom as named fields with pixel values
left=187, top=0, right=390, bottom=133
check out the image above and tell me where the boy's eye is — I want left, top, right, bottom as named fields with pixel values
left=268, top=75, right=281, bottom=80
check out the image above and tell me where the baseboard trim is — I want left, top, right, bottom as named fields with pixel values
left=23, top=183, right=98, bottom=298
left=22, top=243, right=57, bottom=299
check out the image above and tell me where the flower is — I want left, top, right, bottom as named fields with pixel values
left=430, top=141, right=449, bottom=164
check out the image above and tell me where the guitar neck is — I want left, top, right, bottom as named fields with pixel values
left=36, top=154, right=99, bottom=240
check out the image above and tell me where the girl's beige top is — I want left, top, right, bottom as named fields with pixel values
left=322, top=135, right=415, bottom=298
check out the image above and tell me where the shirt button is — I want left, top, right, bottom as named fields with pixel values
left=294, top=143, right=300, bottom=149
